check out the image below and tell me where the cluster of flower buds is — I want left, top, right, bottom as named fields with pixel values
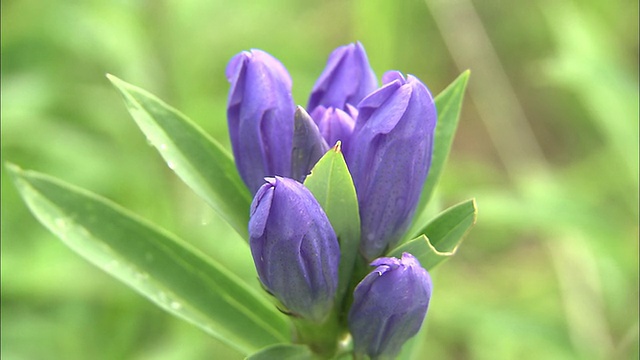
left=226, top=42, right=436, bottom=359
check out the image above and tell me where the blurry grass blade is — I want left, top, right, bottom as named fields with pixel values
left=7, top=164, right=289, bottom=354
left=391, top=199, right=476, bottom=270
left=304, top=142, right=361, bottom=302
left=246, top=344, right=313, bottom=360
left=543, top=3, right=639, bottom=187
left=408, top=71, right=470, bottom=240
left=106, top=74, right=252, bottom=239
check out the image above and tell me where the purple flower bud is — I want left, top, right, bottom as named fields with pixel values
left=309, top=105, right=357, bottom=149
left=249, top=177, right=340, bottom=322
left=307, top=42, right=377, bottom=112
left=346, top=71, right=437, bottom=260
left=292, top=106, right=329, bottom=182
left=226, top=50, right=295, bottom=194
left=348, top=253, right=432, bottom=359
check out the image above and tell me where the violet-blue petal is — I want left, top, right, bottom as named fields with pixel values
left=381, top=70, right=406, bottom=85
left=249, top=177, right=340, bottom=322
left=346, top=71, right=437, bottom=260
left=308, top=42, right=377, bottom=111
left=348, top=253, right=432, bottom=359
left=226, top=50, right=295, bottom=194
left=292, top=106, right=329, bottom=182
left=310, top=106, right=356, bottom=149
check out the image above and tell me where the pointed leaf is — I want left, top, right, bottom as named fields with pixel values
left=387, top=235, right=446, bottom=271
left=419, top=198, right=477, bottom=252
left=390, top=199, right=477, bottom=270
left=408, top=71, right=470, bottom=239
left=304, top=142, right=361, bottom=302
left=107, top=74, right=252, bottom=239
left=8, top=164, right=289, bottom=354
left=246, top=344, right=314, bottom=360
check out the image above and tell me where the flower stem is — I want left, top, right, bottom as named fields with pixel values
left=293, top=310, right=343, bottom=358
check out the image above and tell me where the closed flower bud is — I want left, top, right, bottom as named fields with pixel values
left=309, top=104, right=357, bottom=150
left=348, top=253, right=432, bottom=359
left=346, top=71, right=437, bottom=260
left=226, top=50, right=295, bottom=194
left=307, top=42, right=377, bottom=112
left=292, top=106, right=329, bottom=182
left=249, top=177, right=340, bottom=322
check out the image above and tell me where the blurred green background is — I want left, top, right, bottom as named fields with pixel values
left=2, top=0, right=638, bottom=359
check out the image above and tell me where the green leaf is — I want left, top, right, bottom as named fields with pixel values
left=7, top=164, right=290, bottom=355
left=408, top=71, right=470, bottom=240
left=304, top=143, right=361, bottom=302
left=419, top=199, right=477, bottom=253
left=390, top=199, right=477, bottom=270
left=246, top=344, right=314, bottom=360
left=107, top=74, right=252, bottom=239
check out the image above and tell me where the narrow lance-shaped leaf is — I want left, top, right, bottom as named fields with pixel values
left=8, top=164, right=290, bottom=355
left=107, top=74, right=252, bottom=239
left=407, top=71, right=470, bottom=240
left=246, top=344, right=314, bottom=360
left=304, top=142, right=361, bottom=303
left=389, top=199, right=477, bottom=270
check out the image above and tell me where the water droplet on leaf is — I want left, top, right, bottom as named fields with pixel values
left=170, top=301, right=182, bottom=310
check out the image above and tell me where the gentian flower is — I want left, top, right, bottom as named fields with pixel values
left=309, top=105, right=357, bottom=150
left=348, top=253, right=432, bottom=359
left=226, top=50, right=295, bottom=194
left=292, top=106, right=329, bottom=182
left=308, top=42, right=378, bottom=112
left=307, top=42, right=377, bottom=149
left=346, top=71, right=437, bottom=260
left=307, top=42, right=378, bottom=111
left=249, top=177, right=340, bottom=323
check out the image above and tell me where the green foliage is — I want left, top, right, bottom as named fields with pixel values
left=108, top=74, right=252, bottom=239
left=246, top=344, right=313, bottom=360
left=8, top=164, right=289, bottom=355
left=304, top=143, right=361, bottom=302
left=390, top=199, right=477, bottom=270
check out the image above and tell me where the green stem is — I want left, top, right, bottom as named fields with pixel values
left=293, top=310, right=343, bottom=358
left=339, top=255, right=371, bottom=325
